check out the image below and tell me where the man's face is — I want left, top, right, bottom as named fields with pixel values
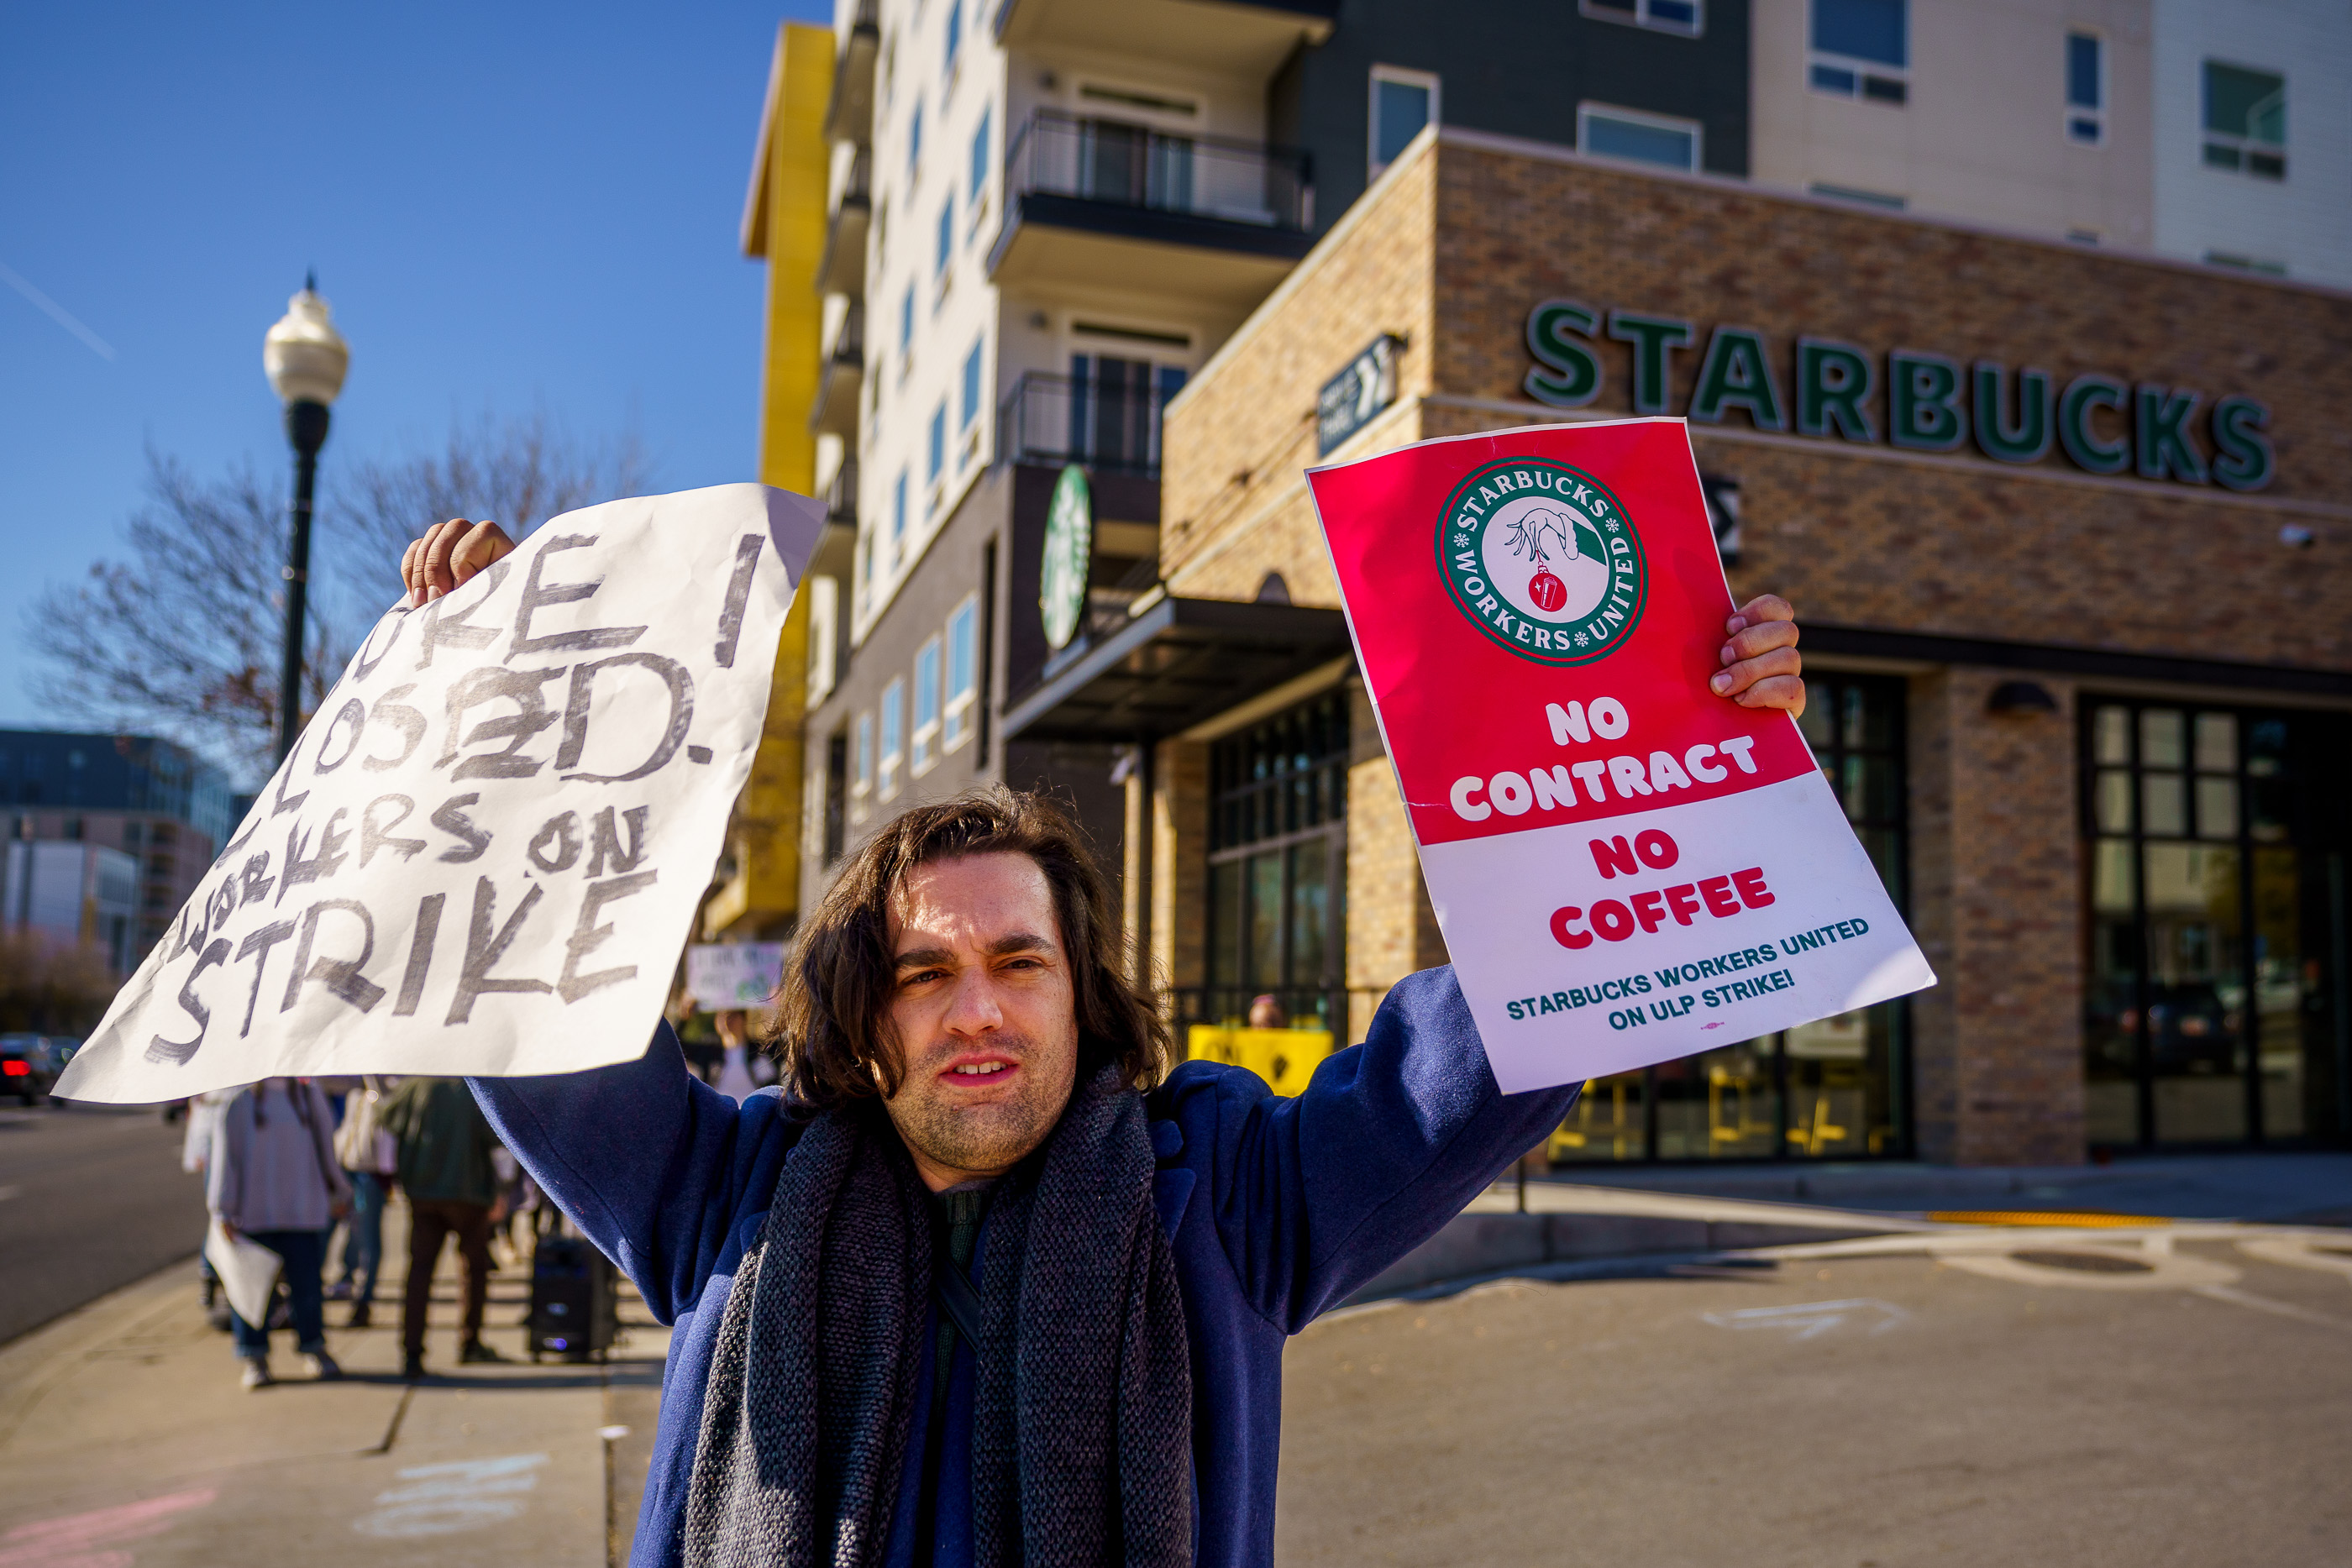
left=882, top=852, right=1081, bottom=1191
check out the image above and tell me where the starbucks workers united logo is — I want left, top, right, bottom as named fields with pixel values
left=1436, top=456, right=1647, bottom=666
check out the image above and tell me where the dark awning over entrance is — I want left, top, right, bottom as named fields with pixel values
left=1000, top=595, right=1352, bottom=742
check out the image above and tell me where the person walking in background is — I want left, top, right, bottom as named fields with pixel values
left=329, top=1075, right=398, bottom=1329
left=182, top=1087, right=239, bottom=1332
left=205, top=1078, right=351, bottom=1391
left=381, top=1077, right=506, bottom=1381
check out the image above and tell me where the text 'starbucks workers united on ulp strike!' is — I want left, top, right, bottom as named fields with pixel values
left=1307, top=418, right=1935, bottom=1094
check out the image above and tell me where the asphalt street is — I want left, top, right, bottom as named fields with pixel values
left=1274, top=1227, right=2352, bottom=1567
left=0, top=1103, right=207, bottom=1344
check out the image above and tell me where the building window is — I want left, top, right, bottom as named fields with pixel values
left=1065, top=354, right=1187, bottom=474
left=927, top=403, right=946, bottom=490
left=879, top=678, right=905, bottom=800
left=909, top=101, right=923, bottom=177
left=1194, top=690, right=1351, bottom=1042
left=1809, top=0, right=1908, bottom=103
left=1579, top=0, right=1703, bottom=37
left=1578, top=102, right=1701, bottom=171
left=911, top=637, right=942, bottom=775
left=2082, top=701, right=2347, bottom=1151
left=934, top=197, right=953, bottom=296
left=823, top=730, right=848, bottom=865
left=806, top=574, right=839, bottom=704
left=1368, top=65, right=1439, bottom=176
left=968, top=108, right=991, bottom=228
left=961, top=338, right=984, bottom=431
left=2204, top=250, right=2287, bottom=276
left=2202, top=61, right=2286, bottom=180
left=1555, top=676, right=1912, bottom=1165
left=892, top=469, right=908, bottom=561
left=853, top=711, right=875, bottom=822
left=944, top=0, right=961, bottom=77
left=899, top=285, right=915, bottom=380
left=1809, top=181, right=1906, bottom=210
left=943, top=595, right=978, bottom=751
left=2066, top=32, right=2105, bottom=145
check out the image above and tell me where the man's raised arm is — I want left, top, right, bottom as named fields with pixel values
left=467, top=1024, right=793, bottom=1324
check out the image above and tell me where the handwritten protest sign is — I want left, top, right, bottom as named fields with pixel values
left=56, top=484, right=823, bottom=1104
left=1307, top=418, right=1934, bottom=1093
left=685, top=941, right=786, bottom=1010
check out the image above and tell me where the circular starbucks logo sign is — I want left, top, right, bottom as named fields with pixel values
left=1436, top=456, right=1646, bottom=665
left=1040, top=464, right=1092, bottom=650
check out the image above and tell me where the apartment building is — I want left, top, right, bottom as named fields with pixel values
left=730, top=0, right=2350, bottom=1162
left=1752, top=0, right=2349, bottom=286
left=757, top=0, right=1758, bottom=931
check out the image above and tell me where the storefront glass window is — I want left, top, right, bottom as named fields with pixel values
left=2082, top=700, right=2349, bottom=1150
left=1186, top=690, right=1352, bottom=1095
left=1553, top=674, right=1911, bottom=1164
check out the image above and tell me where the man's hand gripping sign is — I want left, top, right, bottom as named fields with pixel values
left=1308, top=418, right=1934, bottom=1093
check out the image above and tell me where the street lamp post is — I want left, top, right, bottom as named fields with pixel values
left=262, top=275, right=349, bottom=763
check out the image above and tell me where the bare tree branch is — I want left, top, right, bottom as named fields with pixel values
left=335, top=410, right=653, bottom=609
left=21, top=412, right=652, bottom=783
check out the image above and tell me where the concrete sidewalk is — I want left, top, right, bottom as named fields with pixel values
left=1541, top=1149, right=2352, bottom=1223
left=1351, top=1151, right=2352, bottom=1299
left=0, top=1198, right=669, bottom=1567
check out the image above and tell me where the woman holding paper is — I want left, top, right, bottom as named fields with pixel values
left=205, top=1078, right=352, bottom=1390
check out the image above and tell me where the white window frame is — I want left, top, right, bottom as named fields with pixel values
left=1578, top=0, right=1704, bottom=39
left=1368, top=65, right=1441, bottom=180
left=943, top=594, right=979, bottom=752
left=2065, top=32, right=2106, bottom=147
left=912, top=636, right=942, bottom=776
left=1577, top=102, right=1703, bottom=172
left=879, top=679, right=905, bottom=801
left=852, top=711, right=875, bottom=822
left=2200, top=59, right=2287, bottom=181
left=1808, top=0, right=1908, bottom=105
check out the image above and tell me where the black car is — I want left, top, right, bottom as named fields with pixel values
left=0, top=1035, right=70, bottom=1105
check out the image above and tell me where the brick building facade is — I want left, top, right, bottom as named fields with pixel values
left=1018, top=125, right=2350, bottom=1165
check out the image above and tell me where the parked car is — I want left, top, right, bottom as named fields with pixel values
left=0, top=1035, right=67, bottom=1105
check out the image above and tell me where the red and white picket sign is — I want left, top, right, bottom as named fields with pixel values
left=1307, top=417, right=1934, bottom=1093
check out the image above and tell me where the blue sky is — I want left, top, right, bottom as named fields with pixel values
left=0, top=0, right=828, bottom=735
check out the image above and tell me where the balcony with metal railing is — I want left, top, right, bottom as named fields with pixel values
left=996, top=367, right=1184, bottom=477
left=821, top=0, right=880, bottom=146
left=809, top=300, right=864, bottom=438
left=816, top=146, right=871, bottom=300
left=989, top=110, right=1315, bottom=311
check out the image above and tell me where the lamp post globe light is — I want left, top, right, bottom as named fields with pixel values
left=262, top=275, right=349, bottom=763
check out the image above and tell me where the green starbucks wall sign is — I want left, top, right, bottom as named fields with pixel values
left=1521, top=299, right=2276, bottom=492
left=1041, top=464, right=1092, bottom=650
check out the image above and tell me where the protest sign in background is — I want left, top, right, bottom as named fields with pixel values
left=685, top=941, right=786, bottom=1010
left=57, top=484, right=822, bottom=1103
left=1308, top=418, right=1933, bottom=1093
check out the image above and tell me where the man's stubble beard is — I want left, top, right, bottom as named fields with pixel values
left=887, top=1035, right=1073, bottom=1177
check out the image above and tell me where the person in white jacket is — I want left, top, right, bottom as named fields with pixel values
left=206, top=1078, right=352, bottom=1389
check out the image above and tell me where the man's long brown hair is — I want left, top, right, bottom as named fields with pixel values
left=764, top=787, right=1170, bottom=1112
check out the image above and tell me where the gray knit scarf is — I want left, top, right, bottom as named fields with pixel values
left=682, top=1061, right=1193, bottom=1568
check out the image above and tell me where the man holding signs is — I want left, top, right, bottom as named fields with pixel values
left=59, top=429, right=1810, bottom=1565
left=382, top=472, right=1812, bottom=1568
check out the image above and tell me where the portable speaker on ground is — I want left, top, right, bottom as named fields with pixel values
left=528, top=1234, right=617, bottom=1362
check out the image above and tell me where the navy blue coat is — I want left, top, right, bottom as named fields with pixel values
left=471, top=965, right=1576, bottom=1567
